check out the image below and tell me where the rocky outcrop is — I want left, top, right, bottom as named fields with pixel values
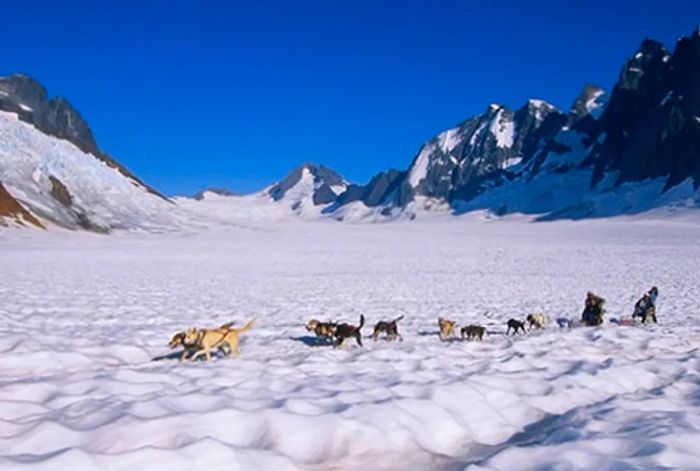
left=590, top=31, right=700, bottom=190
left=336, top=169, right=406, bottom=207
left=0, top=181, right=44, bottom=228
left=0, top=76, right=99, bottom=156
left=49, top=176, right=72, bottom=207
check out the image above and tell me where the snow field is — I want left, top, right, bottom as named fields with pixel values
left=0, top=219, right=699, bottom=470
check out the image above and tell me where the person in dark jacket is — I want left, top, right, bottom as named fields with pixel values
left=633, top=286, right=658, bottom=323
left=581, top=291, right=606, bottom=326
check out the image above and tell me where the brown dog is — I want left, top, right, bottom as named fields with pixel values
left=183, top=319, right=256, bottom=361
left=371, top=315, right=404, bottom=341
left=438, top=317, right=457, bottom=341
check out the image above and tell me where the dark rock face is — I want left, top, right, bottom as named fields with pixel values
left=268, top=163, right=345, bottom=205
left=0, top=75, right=48, bottom=112
left=312, top=184, right=339, bottom=205
left=0, top=74, right=168, bottom=201
left=590, top=31, right=700, bottom=190
left=49, top=176, right=72, bottom=207
left=527, top=84, right=607, bottom=177
left=192, top=187, right=239, bottom=200
left=0, top=75, right=100, bottom=157
left=336, top=169, right=406, bottom=207
left=589, top=40, right=672, bottom=186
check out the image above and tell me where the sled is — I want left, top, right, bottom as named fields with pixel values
left=609, top=317, right=638, bottom=326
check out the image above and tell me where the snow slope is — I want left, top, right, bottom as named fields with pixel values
left=177, top=166, right=348, bottom=222
left=174, top=190, right=310, bottom=223
left=0, top=111, right=182, bottom=232
left=1, top=218, right=699, bottom=470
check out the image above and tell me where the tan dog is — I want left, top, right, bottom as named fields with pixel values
left=183, top=319, right=255, bottom=361
left=169, top=321, right=234, bottom=360
left=438, top=317, right=457, bottom=341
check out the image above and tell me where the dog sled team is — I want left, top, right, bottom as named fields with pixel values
left=166, top=287, right=660, bottom=361
left=304, top=314, right=403, bottom=347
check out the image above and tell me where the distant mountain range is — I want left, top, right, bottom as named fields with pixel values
left=2, top=28, right=700, bottom=231
left=325, top=29, right=700, bottom=220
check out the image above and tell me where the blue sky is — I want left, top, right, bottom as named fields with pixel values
left=2, top=1, right=699, bottom=195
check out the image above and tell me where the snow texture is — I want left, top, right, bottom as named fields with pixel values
left=408, top=143, right=434, bottom=187
left=528, top=99, right=555, bottom=122
left=585, top=88, right=607, bottom=119
left=438, top=128, right=462, bottom=154
left=489, top=109, right=514, bottom=148
left=1, top=218, right=699, bottom=470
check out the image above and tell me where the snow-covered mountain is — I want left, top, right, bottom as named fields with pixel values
left=326, top=29, right=700, bottom=220
left=0, top=75, right=179, bottom=232
left=266, top=163, right=347, bottom=210
left=178, top=163, right=349, bottom=221
left=398, top=98, right=566, bottom=206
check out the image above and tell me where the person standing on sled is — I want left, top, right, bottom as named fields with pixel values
left=581, top=291, right=606, bottom=326
left=633, top=286, right=658, bottom=324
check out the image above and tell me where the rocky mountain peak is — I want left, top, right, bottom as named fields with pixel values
left=525, top=99, right=558, bottom=121
left=268, top=163, right=347, bottom=206
left=0, top=75, right=48, bottom=111
left=619, top=39, right=670, bottom=91
left=0, top=74, right=98, bottom=155
left=569, top=84, right=607, bottom=124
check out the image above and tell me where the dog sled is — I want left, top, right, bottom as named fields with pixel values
left=610, top=317, right=637, bottom=326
